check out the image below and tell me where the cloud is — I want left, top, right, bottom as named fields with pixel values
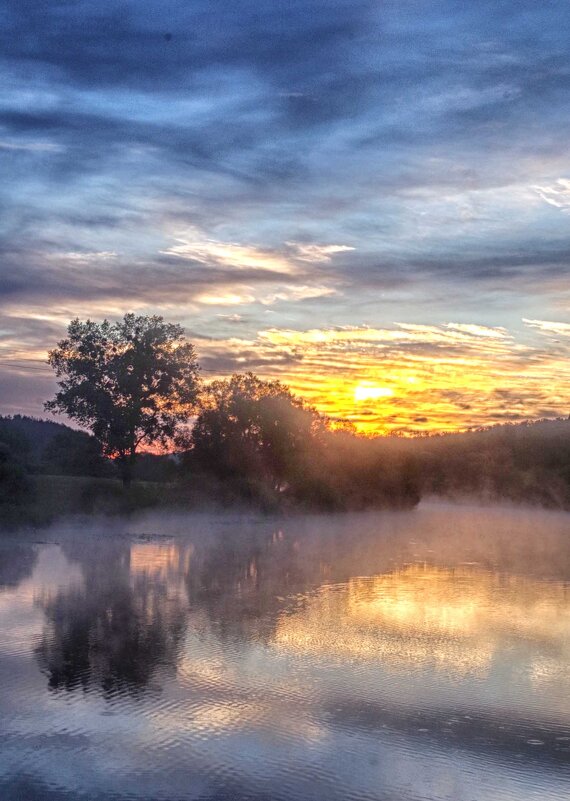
left=216, top=314, right=246, bottom=323
left=3, top=0, right=570, bottom=423
left=193, top=321, right=570, bottom=433
left=534, top=179, right=570, bottom=212
left=161, top=235, right=298, bottom=274
left=52, top=251, right=118, bottom=264
left=443, top=323, right=509, bottom=339
left=259, top=323, right=513, bottom=353
left=4, top=314, right=570, bottom=433
left=523, top=318, right=570, bottom=336
left=0, top=139, right=62, bottom=152
left=259, top=285, right=337, bottom=305
left=0, top=225, right=351, bottom=324
left=193, top=289, right=257, bottom=306
left=285, top=243, right=355, bottom=263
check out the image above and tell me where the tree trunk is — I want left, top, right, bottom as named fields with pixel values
left=120, top=448, right=137, bottom=488
left=121, top=458, right=132, bottom=488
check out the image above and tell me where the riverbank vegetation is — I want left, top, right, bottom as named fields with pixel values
left=3, top=410, right=570, bottom=529
left=0, top=397, right=419, bottom=527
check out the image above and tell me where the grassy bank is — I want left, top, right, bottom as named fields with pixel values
left=0, top=475, right=173, bottom=530
left=0, top=473, right=289, bottom=530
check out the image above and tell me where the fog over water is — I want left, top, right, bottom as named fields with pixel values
left=0, top=502, right=569, bottom=800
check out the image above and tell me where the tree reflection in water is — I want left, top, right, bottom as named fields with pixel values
left=34, top=524, right=319, bottom=695
left=36, top=540, right=187, bottom=695
left=33, top=506, right=570, bottom=699
left=185, top=528, right=310, bottom=644
left=1, top=506, right=567, bottom=801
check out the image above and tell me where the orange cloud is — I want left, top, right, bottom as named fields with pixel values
left=4, top=312, right=570, bottom=435
left=196, top=322, right=570, bottom=434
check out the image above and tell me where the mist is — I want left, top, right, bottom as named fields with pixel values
left=1, top=501, right=569, bottom=800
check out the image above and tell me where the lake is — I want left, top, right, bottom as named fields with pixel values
left=0, top=502, right=569, bottom=800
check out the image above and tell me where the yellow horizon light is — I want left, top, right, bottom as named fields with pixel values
left=354, top=383, right=395, bottom=402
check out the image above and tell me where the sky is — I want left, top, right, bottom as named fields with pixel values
left=2, top=0, right=570, bottom=433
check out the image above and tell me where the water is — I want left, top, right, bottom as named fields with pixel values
left=0, top=502, right=569, bottom=801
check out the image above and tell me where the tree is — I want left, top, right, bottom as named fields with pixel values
left=190, top=373, right=327, bottom=494
left=45, top=314, right=200, bottom=486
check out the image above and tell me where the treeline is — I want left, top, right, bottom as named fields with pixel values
left=0, top=415, right=177, bottom=484
left=410, top=417, right=570, bottom=508
left=0, top=415, right=179, bottom=525
left=4, top=381, right=570, bottom=527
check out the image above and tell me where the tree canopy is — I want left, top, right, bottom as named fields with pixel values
left=45, top=314, right=200, bottom=485
left=187, top=372, right=420, bottom=510
left=191, top=372, right=327, bottom=493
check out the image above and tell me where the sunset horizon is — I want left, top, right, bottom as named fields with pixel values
left=2, top=1, right=570, bottom=434
left=2, top=313, right=570, bottom=435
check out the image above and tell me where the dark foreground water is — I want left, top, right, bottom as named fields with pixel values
left=0, top=503, right=569, bottom=801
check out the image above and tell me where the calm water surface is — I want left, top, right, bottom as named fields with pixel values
left=0, top=503, right=569, bottom=800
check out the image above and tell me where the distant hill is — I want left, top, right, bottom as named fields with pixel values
left=0, top=415, right=80, bottom=464
left=0, top=415, right=113, bottom=477
left=0, top=415, right=175, bottom=482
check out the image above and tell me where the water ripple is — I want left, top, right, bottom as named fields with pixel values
left=0, top=504, right=569, bottom=800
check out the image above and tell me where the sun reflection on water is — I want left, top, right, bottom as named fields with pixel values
left=274, top=565, right=570, bottom=677
left=130, top=542, right=194, bottom=581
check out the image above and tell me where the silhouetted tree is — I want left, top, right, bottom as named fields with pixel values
left=45, top=314, right=200, bottom=486
left=184, top=372, right=422, bottom=511
left=190, top=373, right=327, bottom=498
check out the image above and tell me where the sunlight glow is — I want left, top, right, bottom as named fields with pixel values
left=273, top=565, right=570, bottom=678
left=354, top=383, right=395, bottom=402
left=190, top=321, right=570, bottom=434
left=6, top=312, right=570, bottom=434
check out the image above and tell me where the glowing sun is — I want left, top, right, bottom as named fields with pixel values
left=354, top=383, right=395, bottom=402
